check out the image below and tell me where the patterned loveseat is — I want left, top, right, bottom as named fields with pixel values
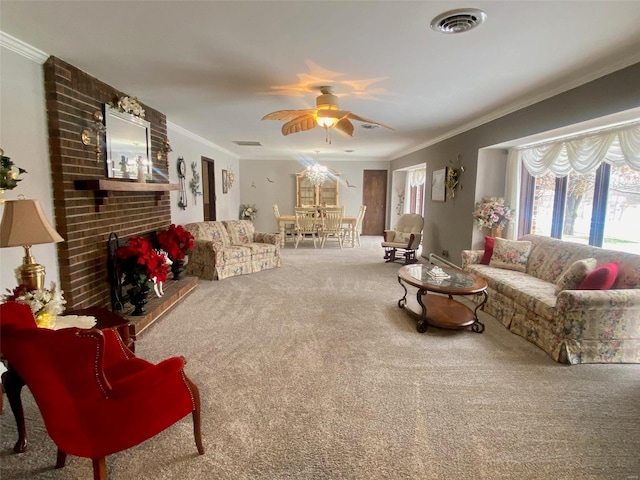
left=184, top=220, right=281, bottom=280
left=462, top=234, right=640, bottom=364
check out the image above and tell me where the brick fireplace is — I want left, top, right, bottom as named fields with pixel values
left=44, top=56, right=173, bottom=310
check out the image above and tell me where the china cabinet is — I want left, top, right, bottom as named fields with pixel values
left=295, top=170, right=339, bottom=207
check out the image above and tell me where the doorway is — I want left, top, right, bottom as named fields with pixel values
left=362, top=170, right=387, bottom=235
left=202, top=157, right=216, bottom=221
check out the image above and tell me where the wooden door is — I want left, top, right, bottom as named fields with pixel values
left=202, top=157, right=216, bottom=221
left=362, top=170, right=387, bottom=235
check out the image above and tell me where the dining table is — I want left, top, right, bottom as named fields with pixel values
left=277, top=215, right=358, bottom=247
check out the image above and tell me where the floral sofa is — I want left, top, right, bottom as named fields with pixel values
left=462, top=234, right=640, bottom=364
left=184, top=220, right=281, bottom=280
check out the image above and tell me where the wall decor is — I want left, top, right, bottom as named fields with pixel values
left=177, top=157, right=187, bottom=210
left=222, top=169, right=228, bottom=194
left=431, top=168, right=446, bottom=202
left=104, top=105, right=152, bottom=181
left=80, top=111, right=107, bottom=163
left=190, top=161, right=202, bottom=204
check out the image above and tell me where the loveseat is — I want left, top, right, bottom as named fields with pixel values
left=184, top=220, right=281, bottom=280
left=462, top=234, right=640, bottom=364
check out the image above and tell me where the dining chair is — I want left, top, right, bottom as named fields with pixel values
left=273, top=204, right=294, bottom=244
left=0, top=301, right=204, bottom=480
left=318, top=206, right=345, bottom=248
left=343, top=205, right=366, bottom=247
left=294, top=207, right=318, bottom=248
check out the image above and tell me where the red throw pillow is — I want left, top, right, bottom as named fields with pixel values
left=578, top=261, right=619, bottom=290
left=480, top=236, right=494, bottom=265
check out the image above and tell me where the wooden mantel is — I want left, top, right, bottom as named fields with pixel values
left=75, top=179, right=179, bottom=211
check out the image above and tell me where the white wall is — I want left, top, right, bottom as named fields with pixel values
left=0, top=45, right=58, bottom=294
left=167, top=123, right=240, bottom=225
left=239, top=159, right=390, bottom=234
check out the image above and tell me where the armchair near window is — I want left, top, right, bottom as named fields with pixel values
left=382, top=213, right=424, bottom=264
left=0, top=302, right=204, bottom=480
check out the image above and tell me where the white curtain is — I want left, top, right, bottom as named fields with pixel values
left=408, top=168, right=426, bottom=187
left=504, top=150, right=521, bottom=240
left=518, top=122, right=640, bottom=177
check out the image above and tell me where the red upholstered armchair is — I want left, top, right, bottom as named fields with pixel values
left=0, top=302, right=204, bottom=480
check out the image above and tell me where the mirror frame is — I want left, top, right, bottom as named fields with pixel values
left=104, top=105, right=152, bottom=181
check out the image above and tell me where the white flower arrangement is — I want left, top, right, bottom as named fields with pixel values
left=240, top=204, right=258, bottom=220
left=2, top=281, right=66, bottom=328
left=110, top=95, right=145, bottom=118
left=472, top=197, right=514, bottom=229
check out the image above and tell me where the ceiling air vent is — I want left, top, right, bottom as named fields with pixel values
left=233, top=141, right=262, bottom=147
left=430, top=9, right=487, bottom=34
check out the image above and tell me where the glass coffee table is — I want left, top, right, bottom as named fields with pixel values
left=397, top=264, right=488, bottom=333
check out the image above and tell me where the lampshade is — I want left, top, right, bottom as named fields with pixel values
left=0, top=199, right=64, bottom=247
left=0, top=198, right=64, bottom=291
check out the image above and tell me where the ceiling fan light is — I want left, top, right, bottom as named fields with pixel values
left=316, top=116, right=338, bottom=128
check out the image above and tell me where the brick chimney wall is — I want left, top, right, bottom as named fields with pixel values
left=44, top=56, right=171, bottom=309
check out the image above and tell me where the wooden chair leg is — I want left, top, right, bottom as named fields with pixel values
left=55, top=449, right=67, bottom=468
left=184, top=376, right=205, bottom=455
left=92, top=457, right=107, bottom=480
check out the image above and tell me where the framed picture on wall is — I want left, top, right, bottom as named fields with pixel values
left=222, top=169, right=228, bottom=194
left=431, top=168, right=446, bottom=202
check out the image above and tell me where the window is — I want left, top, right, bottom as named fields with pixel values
left=524, top=164, right=640, bottom=253
left=409, top=184, right=424, bottom=216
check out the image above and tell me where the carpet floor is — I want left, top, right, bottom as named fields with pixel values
left=1, top=237, right=639, bottom=479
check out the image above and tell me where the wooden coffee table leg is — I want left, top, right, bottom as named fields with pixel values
left=397, top=277, right=408, bottom=308
left=470, top=291, right=488, bottom=333
left=3, top=366, right=27, bottom=453
left=416, top=288, right=429, bottom=333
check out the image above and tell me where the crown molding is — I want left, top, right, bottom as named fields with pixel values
left=392, top=51, right=640, bottom=161
left=0, top=31, right=48, bottom=63
left=168, top=121, right=239, bottom=159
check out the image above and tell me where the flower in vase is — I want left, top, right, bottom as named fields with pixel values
left=2, top=282, right=66, bottom=328
left=240, top=204, right=258, bottom=220
left=472, top=197, right=514, bottom=229
left=116, top=236, right=168, bottom=295
left=156, top=224, right=194, bottom=262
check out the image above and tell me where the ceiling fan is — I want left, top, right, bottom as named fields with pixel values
left=262, top=86, right=393, bottom=143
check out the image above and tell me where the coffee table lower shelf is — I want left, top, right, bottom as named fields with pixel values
left=399, top=293, right=483, bottom=333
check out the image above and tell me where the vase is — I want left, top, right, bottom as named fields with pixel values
left=128, top=288, right=149, bottom=316
left=171, top=259, right=185, bottom=280
left=491, top=226, right=504, bottom=238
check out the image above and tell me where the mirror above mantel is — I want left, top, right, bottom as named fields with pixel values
left=104, top=105, right=152, bottom=181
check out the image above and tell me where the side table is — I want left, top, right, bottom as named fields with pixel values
left=2, top=307, right=133, bottom=454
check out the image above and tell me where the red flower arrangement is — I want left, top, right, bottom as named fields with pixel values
left=157, top=224, right=194, bottom=261
left=116, top=236, right=168, bottom=294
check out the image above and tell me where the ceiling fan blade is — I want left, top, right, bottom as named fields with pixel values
left=262, top=109, right=315, bottom=121
left=281, top=114, right=317, bottom=136
left=335, top=118, right=354, bottom=137
left=346, top=112, right=394, bottom=130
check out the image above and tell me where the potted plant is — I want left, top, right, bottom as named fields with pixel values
left=156, top=224, right=194, bottom=280
left=116, top=236, right=168, bottom=315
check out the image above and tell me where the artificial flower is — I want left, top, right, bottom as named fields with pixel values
left=472, top=197, right=514, bottom=229
left=240, top=204, right=258, bottom=220
left=156, top=224, right=194, bottom=262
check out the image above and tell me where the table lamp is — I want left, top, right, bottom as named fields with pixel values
left=0, top=198, right=64, bottom=291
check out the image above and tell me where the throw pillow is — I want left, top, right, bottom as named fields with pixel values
left=489, top=237, right=532, bottom=273
left=480, top=236, right=495, bottom=265
left=554, top=258, right=597, bottom=294
left=578, top=261, right=620, bottom=290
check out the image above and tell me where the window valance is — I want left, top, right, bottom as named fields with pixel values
left=408, top=168, right=426, bottom=187
left=517, top=122, right=640, bottom=177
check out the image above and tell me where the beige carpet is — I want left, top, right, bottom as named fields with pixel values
left=2, top=237, right=639, bottom=479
